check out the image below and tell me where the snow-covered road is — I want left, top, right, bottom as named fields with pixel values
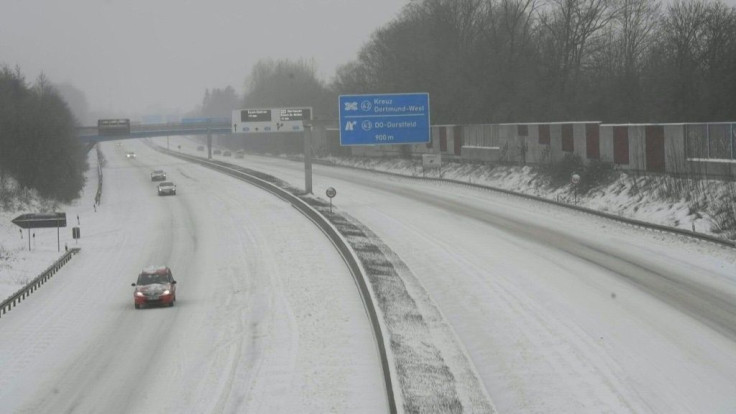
left=189, top=143, right=736, bottom=413
left=0, top=141, right=386, bottom=413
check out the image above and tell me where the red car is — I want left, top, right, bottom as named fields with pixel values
left=131, top=266, right=177, bottom=309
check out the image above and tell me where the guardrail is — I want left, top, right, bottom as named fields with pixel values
left=0, top=248, right=81, bottom=319
left=308, top=159, right=736, bottom=249
left=151, top=145, right=398, bottom=414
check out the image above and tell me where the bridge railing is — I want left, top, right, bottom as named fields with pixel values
left=76, top=121, right=233, bottom=142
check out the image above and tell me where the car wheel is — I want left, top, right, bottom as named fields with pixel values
left=169, top=302, right=174, bottom=307
left=135, top=304, right=140, bottom=309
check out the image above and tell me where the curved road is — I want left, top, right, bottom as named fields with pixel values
left=0, top=141, right=386, bottom=413
left=197, top=145, right=736, bottom=413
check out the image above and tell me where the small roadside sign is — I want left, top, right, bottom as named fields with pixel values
left=325, top=187, right=337, bottom=213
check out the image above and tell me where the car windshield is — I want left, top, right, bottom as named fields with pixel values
left=4, top=1, right=736, bottom=413
left=137, top=273, right=169, bottom=285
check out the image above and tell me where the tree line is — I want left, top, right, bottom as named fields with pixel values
left=0, top=65, right=87, bottom=203
left=204, top=0, right=736, bottom=126
left=336, top=0, right=736, bottom=124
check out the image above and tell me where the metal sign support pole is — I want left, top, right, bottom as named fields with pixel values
left=57, top=224, right=60, bottom=252
left=27, top=228, right=31, bottom=251
left=304, top=125, right=313, bottom=194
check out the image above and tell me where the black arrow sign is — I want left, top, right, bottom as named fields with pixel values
left=11, top=213, right=67, bottom=229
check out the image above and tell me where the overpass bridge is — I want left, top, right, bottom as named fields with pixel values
left=76, top=120, right=233, bottom=143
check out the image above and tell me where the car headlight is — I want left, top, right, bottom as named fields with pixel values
left=162, top=290, right=170, bottom=295
left=135, top=291, right=145, bottom=297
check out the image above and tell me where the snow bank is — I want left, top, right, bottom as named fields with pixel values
left=320, top=156, right=736, bottom=241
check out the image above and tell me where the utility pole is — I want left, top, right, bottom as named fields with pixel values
left=303, top=123, right=313, bottom=194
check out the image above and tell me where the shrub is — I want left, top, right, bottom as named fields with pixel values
left=579, top=159, right=616, bottom=193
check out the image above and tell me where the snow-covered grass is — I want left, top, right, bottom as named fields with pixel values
left=0, top=152, right=97, bottom=302
left=0, top=184, right=66, bottom=301
left=319, top=155, right=736, bottom=241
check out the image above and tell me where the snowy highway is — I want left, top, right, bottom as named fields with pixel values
left=0, top=141, right=386, bottom=413
left=2, top=138, right=736, bottom=413
left=179, top=141, right=736, bottom=413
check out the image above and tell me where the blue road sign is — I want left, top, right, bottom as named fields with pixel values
left=339, top=93, right=430, bottom=146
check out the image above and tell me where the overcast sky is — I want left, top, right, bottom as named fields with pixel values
left=1, top=0, right=409, bottom=119
left=2, top=0, right=735, bottom=121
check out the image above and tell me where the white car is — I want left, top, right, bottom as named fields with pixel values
left=150, top=170, right=166, bottom=181
left=157, top=181, right=176, bottom=196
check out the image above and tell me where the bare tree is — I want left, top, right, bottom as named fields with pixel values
left=539, top=0, right=618, bottom=115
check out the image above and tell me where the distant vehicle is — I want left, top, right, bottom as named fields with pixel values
left=126, top=152, right=136, bottom=159
left=235, top=150, right=245, bottom=159
left=223, top=151, right=232, bottom=157
left=157, top=181, right=176, bottom=196
left=213, top=149, right=221, bottom=155
left=197, top=145, right=205, bottom=151
left=150, top=170, right=166, bottom=181
left=131, top=266, right=177, bottom=309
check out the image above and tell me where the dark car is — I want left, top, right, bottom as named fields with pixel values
left=150, top=169, right=166, bottom=181
left=131, top=266, right=177, bottom=309
left=223, top=150, right=232, bottom=157
left=126, top=151, right=136, bottom=159
left=197, top=145, right=205, bottom=151
left=234, top=150, right=245, bottom=159
left=157, top=181, right=176, bottom=196
left=213, top=149, right=221, bottom=155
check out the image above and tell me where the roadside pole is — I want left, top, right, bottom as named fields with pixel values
left=304, top=123, right=313, bottom=194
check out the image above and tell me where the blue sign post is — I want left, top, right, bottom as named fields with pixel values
left=339, top=93, right=430, bottom=146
